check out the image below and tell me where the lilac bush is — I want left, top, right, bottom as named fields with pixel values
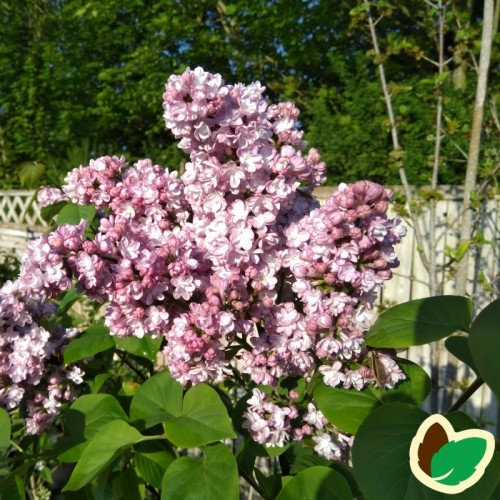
left=5, top=68, right=472, bottom=500
left=5, top=67, right=406, bottom=442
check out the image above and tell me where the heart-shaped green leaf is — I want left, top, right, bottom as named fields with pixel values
left=366, top=296, right=473, bottom=348
left=163, top=384, right=236, bottom=448
left=64, top=324, right=115, bottom=364
left=431, top=438, right=488, bottom=485
left=114, top=335, right=162, bottom=363
left=444, top=336, right=478, bottom=374
left=56, top=202, right=96, bottom=226
left=314, top=384, right=381, bottom=434
left=69, top=394, right=129, bottom=440
left=56, top=393, right=128, bottom=462
left=276, top=466, right=352, bottom=500
left=63, top=420, right=143, bottom=491
left=129, top=370, right=183, bottom=429
left=469, top=299, right=500, bottom=400
left=134, top=441, right=175, bottom=489
left=161, top=443, right=238, bottom=500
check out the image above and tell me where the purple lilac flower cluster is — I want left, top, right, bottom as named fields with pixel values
left=1, top=68, right=406, bottom=454
left=0, top=281, right=83, bottom=434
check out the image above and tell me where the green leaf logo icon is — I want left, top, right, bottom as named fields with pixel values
left=409, top=414, right=495, bottom=494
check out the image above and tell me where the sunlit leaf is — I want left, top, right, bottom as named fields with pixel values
left=161, top=444, right=238, bottom=500
left=63, top=420, right=143, bottom=491
left=366, top=296, right=473, bottom=348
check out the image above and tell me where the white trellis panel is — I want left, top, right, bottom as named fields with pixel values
left=0, top=190, right=47, bottom=228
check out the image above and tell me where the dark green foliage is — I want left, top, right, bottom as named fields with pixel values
left=0, top=1, right=498, bottom=188
left=0, top=249, right=20, bottom=283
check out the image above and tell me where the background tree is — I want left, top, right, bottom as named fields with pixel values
left=0, top=0, right=498, bottom=188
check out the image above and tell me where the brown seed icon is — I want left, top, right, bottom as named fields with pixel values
left=417, top=421, right=449, bottom=476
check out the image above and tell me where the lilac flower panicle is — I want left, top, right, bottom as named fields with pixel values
left=1, top=67, right=406, bottom=451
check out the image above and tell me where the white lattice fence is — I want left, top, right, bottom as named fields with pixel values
left=0, top=190, right=46, bottom=257
left=0, top=190, right=46, bottom=228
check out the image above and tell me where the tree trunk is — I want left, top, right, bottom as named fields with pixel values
left=455, top=0, right=495, bottom=297
left=442, top=0, right=495, bottom=411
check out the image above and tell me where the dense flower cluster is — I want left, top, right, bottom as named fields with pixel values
left=37, top=187, right=68, bottom=208
left=1, top=68, right=406, bottom=454
left=0, top=280, right=82, bottom=434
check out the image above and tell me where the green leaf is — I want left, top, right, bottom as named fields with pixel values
left=134, top=441, right=175, bottom=489
left=64, top=325, right=115, bottom=364
left=58, top=287, right=82, bottom=314
left=454, top=241, right=472, bottom=262
left=286, top=446, right=363, bottom=498
left=87, top=373, right=111, bottom=394
left=114, top=335, right=162, bottom=363
left=444, top=336, right=478, bottom=374
left=469, top=299, right=500, bottom=399
left=431, top=438, right=488, bottom=485
left=352, top=403, right=429, bottom=499
left=381, top=358, right=431, bottom=405
left=69, top=394, right=129, bottom=440
left=129, top=370, right=183, bottom=430
left=40, top=201, right=67, bottom=224
left=19, top=161, right=45, bottom=188
left=56, top=202, right=96, bottom=226
left=112, top=468, right=142, bottom=500
left=286, top=444, right=331, bottom=475
left=366, top=296, right=473, bottom=348
left=63, top=420, right=143, bottom=491
left=434, top=71, right=450, bottom=86
left=444, top=411, right=478, bottom=431
left=329, top=462, right=364, bottom=500
left=314, top=383, right=380, bottom=434
left=62, top=484, right=95, bottom=500
left=264, top=443, right=289, bottom=458
left=276, top=466, right=352, bottom=500
left=0, top=462, right=31, bottom=500
left=161, top=443, right=238, bottom=500
left=56, top=394, right=128, bottom=462
left=0, top=408, right=11, bottom=453
left=314, top=359, right=430, bottom=434
left=163, top=384, right=236, bottom=448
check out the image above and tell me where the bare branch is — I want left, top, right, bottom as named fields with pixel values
left=421, top=54, right=440, bottom=67
left=363, top=0, right=431, bottom=273
left=423, top=0, right=439, bottom=9
left=443, top=132, right=468, bottom=160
